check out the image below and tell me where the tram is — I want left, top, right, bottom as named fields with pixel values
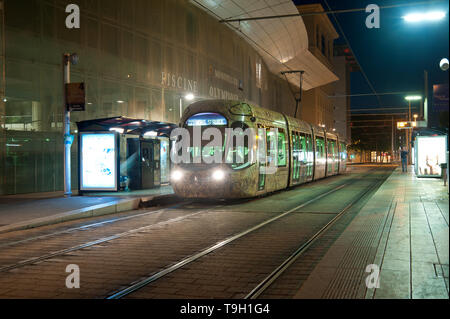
left=170, top=100, right=347, bottom=199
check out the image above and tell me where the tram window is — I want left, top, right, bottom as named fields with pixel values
left=266, top=128, right=276, bottom=165
left=327, top=140, right=336, bottom=159
left=185, top=123, right=226, bottom=164
left=299, top=134, right=307, bottom=163
left=333, top=140, right=338, bottom=158
left=277, top=129, right=287, bottom=167
left=225, top=129, right=250, bottom=169
left=292, top=132, right=300, bottom=180
left=340, top=143, right=347, bottom=161
left=316, top=137, right=325, bottom=159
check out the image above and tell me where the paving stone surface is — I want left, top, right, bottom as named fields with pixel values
left=289, top=167, right=449, bottom=299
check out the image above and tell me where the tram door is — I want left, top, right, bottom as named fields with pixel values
left=141, top=140, right=161, bottom=189
left=257, top=127, right=267, bottom=190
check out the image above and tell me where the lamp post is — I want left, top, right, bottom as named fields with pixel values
left=63, top=53, right=78, bottom=197
left=179, top=93, right=194, bottom=121
left=404, top=95, right=422, bottom=165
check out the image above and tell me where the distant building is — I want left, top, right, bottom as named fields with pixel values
left=333, top=44, right=359, bottom=143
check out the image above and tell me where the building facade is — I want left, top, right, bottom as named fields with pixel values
left=0, top=0, right=338, bottom=195
left=295, top=4, right=340, bottom=133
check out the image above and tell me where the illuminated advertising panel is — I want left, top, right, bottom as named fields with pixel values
left=80, top=133, right=118, bottom=191
left=415, top=136, right=447, bottom=177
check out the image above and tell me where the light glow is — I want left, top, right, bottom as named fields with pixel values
left=144, top=131, right=158, bottom=138
left=109, top=127, right=124, bottom=134
left=405, top=95, right=422, bottom=101
left=403, top=11, right=446, bottom=23
left=171, top=170, right=183, bottom=182
left=185, top=93, right=195, bottom=101
left=212, top=169, right=225, bottom=181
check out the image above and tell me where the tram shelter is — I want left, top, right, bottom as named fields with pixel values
left=76, top=117, right=177, bottom=194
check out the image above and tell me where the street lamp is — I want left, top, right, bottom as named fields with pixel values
left=405, top=95, right=422, bottom=101
left=62, top=53, right=79, bottom=197
left=440, top=58, right=449, bottom=71
left=403, top=11, right=446, bottom=23
left=404, top=96, right=422, bottom=165
left=179, top=93, right=195, bottom=119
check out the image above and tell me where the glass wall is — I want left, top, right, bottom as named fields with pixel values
left=0, top=0, right=296, bottom=195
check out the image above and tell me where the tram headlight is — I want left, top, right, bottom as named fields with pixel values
left=212, top=169, right=225, bottom=181
left=171, top=170, right=183, bottom=182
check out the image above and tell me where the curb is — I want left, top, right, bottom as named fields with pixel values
left=0, top=193, right=175, bottom=235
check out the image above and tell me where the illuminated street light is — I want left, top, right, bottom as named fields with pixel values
left=403, top=11, right=446, bottom=23
left=440, top=58, right=449, bottom=71
left=185, top=93, right=195, bottom=101
left=109, top=127, right=124, bottom=134
left=405, top=95, right=422, bottom=101
left=144, top=131, right=158, bottom=138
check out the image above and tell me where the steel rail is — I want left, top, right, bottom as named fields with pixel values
left=106, top=183, right=348, bottom=299
left=0, top=205, right=215, bottom=274
left=245, top=171, right=390, bottom=299
left=0, top=202, right=189, bottom=249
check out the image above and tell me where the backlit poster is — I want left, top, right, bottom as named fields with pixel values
left=415, top=136, right=447, bottom=177
left=80, top=133, right=118, bottom=191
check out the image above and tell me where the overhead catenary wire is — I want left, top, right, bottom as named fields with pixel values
left=220, top=0, right=447, bottom=23
left=323, top=0, right=382, bottom=108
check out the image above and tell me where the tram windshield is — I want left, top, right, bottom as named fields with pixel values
left=182, top=113, right=252, bottom=169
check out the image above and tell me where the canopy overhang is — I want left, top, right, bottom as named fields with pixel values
left=191, top=0, right=338, bottom=90
left=76, top=117, right=178, bottom=137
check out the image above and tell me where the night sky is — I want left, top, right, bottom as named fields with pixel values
left=292, top=0, right=449, bottom=118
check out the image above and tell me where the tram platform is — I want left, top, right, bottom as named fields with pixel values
left=0, top=185, right=174, bottom=234
left=295, top=166, right=449, bottom=299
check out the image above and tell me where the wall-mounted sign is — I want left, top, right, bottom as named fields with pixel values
left=66, top=82, right=85, bottom=111
left=80, top=133, right=118, bottom=191
left=161, top=72, right=198, bottom=93
left=209, top=86, right=239, bottom=100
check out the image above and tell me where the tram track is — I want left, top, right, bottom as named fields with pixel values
left=106, top=168, right=391, bottom=299
left=245, top=169, right=390, bottom=299
left=0, top=168, right=385, bottom=300
left=0, top=202, right=189, bottom=249
left=0, top=169, right=369, bottom=274
left=0, top=204, right=220, bottom=273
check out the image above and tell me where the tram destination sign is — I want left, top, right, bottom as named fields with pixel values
left=66, top=82, right=86, bottom=111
